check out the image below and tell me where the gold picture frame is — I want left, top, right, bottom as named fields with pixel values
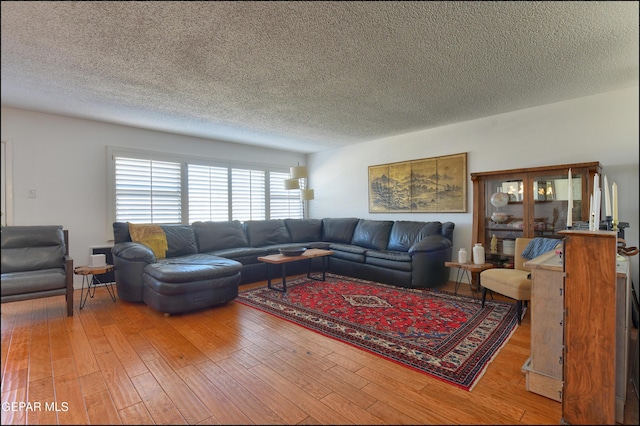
left=368, top=152, right=467, bottom=213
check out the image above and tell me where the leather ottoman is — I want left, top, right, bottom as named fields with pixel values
left=142, top=256, right=242, bottom=315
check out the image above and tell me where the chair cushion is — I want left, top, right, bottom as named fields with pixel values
left=1, top=226, right=66, bottom=273
left=480, top=268, right=531, bottom=301
left=1, top=269, right=67, bottom=295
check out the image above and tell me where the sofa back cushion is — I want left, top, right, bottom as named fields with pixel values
left=113, top=222, right=197, bottom=258
left=351, top=219, right=394, bottom=250
left=193, top=221, right=249, bottom=252
left=322, top=218, right=359, bottom=244
left=113, top=222, right=132, bottom=243
left=388, top=221, right=443, bottom=251
left=284, top=219, right=322, bottom=243
left=1, top=226, right=66, bottom=273
left=162, top=225, right=198, bottom=257
left=244, top=220, right=291, bottom=247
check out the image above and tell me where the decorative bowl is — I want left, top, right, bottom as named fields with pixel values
left=279, top=247, right=307, bottom=256
left=491, top=212, right=510, bottom=223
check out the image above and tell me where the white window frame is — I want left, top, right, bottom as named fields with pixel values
left=106, top=146, right=303, bottom=237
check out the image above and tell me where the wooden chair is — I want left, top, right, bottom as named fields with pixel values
left=480, top=238, right=532, bottom=324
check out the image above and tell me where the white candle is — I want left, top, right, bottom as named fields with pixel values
left=604, top=175, right=611, bottom=217
left=567, top=168, right=572, bottom=227
left=594, top=188, right=601, bottom=230
left=589, top=194, right=594, bottom=231
left=612, top=182, right=618, bottom=223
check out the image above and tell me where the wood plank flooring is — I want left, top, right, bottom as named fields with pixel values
left=1, top=279, right=638, bottom=425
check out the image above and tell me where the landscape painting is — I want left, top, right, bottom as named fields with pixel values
left=368, top=152, right=467, bottom=213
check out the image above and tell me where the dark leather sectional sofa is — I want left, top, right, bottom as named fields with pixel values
left=111, top=218, right=454, bottom=315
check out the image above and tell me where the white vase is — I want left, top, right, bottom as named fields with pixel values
left=458, top=248, right=467, bottom=264
left=473, top=243, right=485, bottom=265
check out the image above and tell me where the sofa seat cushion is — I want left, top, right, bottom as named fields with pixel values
left=147, top=256, right=242, bottom=284
left=1, top=269, right=67, bottom=296
left=366, top=250, right=412, bottom=272
left=204, top=247, right=269, bottom=265
left=366, top=250, right=412, bottom=262
left=329, top=243, right=366, bottom=263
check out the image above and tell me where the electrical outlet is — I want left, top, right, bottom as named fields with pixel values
left=28, top=189, right=36, bottom=198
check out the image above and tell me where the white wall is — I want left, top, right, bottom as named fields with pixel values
left=308, top=87, right=639, bottom=286
left=2, top=87, right=638, bottom=287
left=0, top=109, right=306, bottom=285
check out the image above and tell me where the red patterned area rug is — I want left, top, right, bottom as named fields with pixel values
left=236, top=274, right=519, bottom=391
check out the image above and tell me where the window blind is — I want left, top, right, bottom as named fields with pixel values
left=231, top=168, right=266, bottom=221
left=114, top=157, right=182, bottom=223
left=270, top=171, right=303, bottom=219
left=188, top=164, right=229, bottom=222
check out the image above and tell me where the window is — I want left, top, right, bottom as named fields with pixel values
left=109, top=148, right=303, bottom=226
left=231, top=168, right=266, bottom=221
left=114, top=157, right=182, bottom=223
left=270, top=171, right=304, bottom=219
left=188, top=164, right=229, bottom=223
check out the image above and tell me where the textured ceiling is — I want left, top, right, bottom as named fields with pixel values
left=1, top=1, right=638, bottom=153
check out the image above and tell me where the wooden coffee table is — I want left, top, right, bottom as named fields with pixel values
left=258, top=248, right=334, bottom=292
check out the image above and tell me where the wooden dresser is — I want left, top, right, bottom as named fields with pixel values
left=523, top=230, right=632, bottom=424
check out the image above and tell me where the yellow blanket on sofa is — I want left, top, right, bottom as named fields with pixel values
left=128, top=223, right=168, bottom=259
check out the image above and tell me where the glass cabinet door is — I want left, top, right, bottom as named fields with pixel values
left=484, top=178, right=524, bottom=267
left=530, top=171, right=582, bottom=238
left=472, top=162, right=600, bottom=269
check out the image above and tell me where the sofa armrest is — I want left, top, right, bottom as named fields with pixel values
left=112, top=242, right=156, bottom=263
left=409, top=235, right=452, bottom=254
left=409, top=235, right=453, bottom=288
left=111, top=242, right=156, bottom=303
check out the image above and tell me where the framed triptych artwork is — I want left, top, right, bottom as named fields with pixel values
left=368, top=152, right=467, bottom=213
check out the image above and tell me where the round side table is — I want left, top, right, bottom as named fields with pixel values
left=74, top=264, right=116, bottom=309
left=444, top=261, right=495, bottom=297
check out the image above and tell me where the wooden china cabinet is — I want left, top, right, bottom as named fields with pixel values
left=471, top=162, right=601, bottom=268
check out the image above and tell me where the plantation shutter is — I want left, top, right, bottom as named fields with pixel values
left=188, top=164, right=229, bottom=222
left=270, top=171, right=303, bottom=219
left=231, top=168, right=265, bottom=221
left=114, top=157, right=182, bottom=223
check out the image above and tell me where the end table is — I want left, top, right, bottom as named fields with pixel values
left=444, top=261, right=494, bottom=296
left=74, top=264, right=116, bottom=309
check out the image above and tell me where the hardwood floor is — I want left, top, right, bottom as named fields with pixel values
left=1, top=279, right=638, bottom=425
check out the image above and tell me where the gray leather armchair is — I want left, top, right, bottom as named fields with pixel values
left=1, top=226, right=74, bottom=317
